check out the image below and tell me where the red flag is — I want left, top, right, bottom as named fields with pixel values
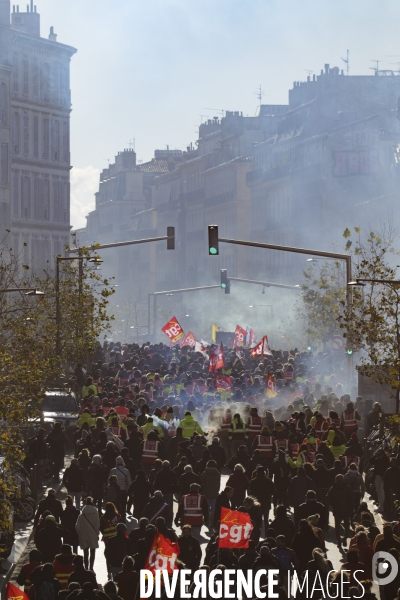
left=209, top=342, right=225, bottom=372
left=267, top=373, right=277, bottom=397
left=251, top=335, right=273, bottom=357
left=6, top=583, right=30, bottom=600
left=216, top=376, right=232, bottom=391
left=233, top=325, right=247, bottom=348
left=144, top=532, right=180, bottom=574
left=182, top=331, right=197, bottom=348
left=161, top=317, right=184, bottom=344
left=218, top=507, right=254, bottom=548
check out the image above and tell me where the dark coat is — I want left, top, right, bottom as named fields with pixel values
left=287, top=473, right=316, bottom=508
left=62, top=464, right=86, bottom=493
left=326, top=479, right=354, bottom=517
left=154, top=468, right=178, bottom=495
left=34, top=496, right=63, bottom=526
left=60, top=506, right=80, bottom=547
left=178, top=534, right=202, bottom=570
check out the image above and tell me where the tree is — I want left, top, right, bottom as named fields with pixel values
left=338, top=226, right=400, bottom=414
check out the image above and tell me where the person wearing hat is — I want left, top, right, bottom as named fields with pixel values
left=36, top=515, right=65, bottom=563
left=176, top=482, right=208, bottom=537
left=53, top=544, right=75, bottom=589
left=16, top=549, right=42, bottom=593
left=104, top=522, right=134, bottom=580
left=109, top=457, right=132, bottom=522
left=34, top=488, right=63, bottom=527
left=297, top=490, right=328, bottom=529
left=178, top=411, right=204, bottom=439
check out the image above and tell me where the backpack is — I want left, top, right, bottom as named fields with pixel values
left=36, top=581, right=56, bottom=600
left=275, top=548, right=293, bottom=570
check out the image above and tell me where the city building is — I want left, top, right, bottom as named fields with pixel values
left=0, top=1, right=76, bottom=271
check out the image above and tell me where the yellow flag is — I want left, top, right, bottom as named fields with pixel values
left=212, top=324, right=222, bottom=342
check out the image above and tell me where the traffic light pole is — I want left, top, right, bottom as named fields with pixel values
left=230, top=277, right=300, bottom=290
left=68, top=227, right=175, bottom=254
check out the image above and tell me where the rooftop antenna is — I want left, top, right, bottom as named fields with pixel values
left=198, top=114, right=210, bottom=124
left=254, top=85, right=264, bottom=115
left=370, top=60, right=380, bottom=74
left=204, top=108, right=225, bottom=117
left=387, top=55, right=400, bottom=74
left=128, top=138, right=135, bottom=151
left=304, top=69, right=313, bottom=76
left=341, top=50, right=350, bottom=75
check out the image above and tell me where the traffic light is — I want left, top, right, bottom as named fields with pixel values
left=208, top=225, right=219, bottom=255
left=167, top=227, right=175, bottom=250
left=307, top=345, right=312, bottom=352
left=346, top=347, right=353, bottom=355
left=221, top=269, right=230, bottom=294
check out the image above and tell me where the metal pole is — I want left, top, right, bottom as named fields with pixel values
left=148, top=293, right=151, bottom=337
left=153, top=295, right=157, bottom=343
left=56, top=257, right=61, bottom=356
left=68, top=235, right=170, bottom=254
left=230, top=276, right=300, bottom=290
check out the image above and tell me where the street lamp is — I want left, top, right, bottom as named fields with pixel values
left=0, top=288, right=45, bottom=295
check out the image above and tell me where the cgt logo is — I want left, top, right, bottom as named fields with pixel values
left=372, top=552, right=399, bottom=585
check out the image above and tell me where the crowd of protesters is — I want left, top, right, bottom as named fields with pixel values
left=19, top=340, right=400, bottom=600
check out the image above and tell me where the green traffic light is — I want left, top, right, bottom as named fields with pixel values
left=221, top=283, right=227, bottom=289
left=210, top=247, right=218, bottom=255
left=346, top=349, right=353, bottom=355
left=307, top=346, right=312, bottom=351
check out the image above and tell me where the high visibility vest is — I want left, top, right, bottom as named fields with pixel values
left=297, top=451, right=315, bottom=465
left=341, top=455, right=361, bottom=468
left=257, top=435, right=274, bottom=457
left=53, top=559, right=75, bottom=588
left=343, top=411, right=358, bottom=430
left=183, top=493, right=204, bottom=526
left=306, top=441, right=319, bottom=454
left=102, top=515, right=120, bottom=541
left=229, top=420, right=248, bottom=440
left=328, top=417, right=341, bottom=428
left=275, top=439, right=289, bottom=455
left=290, top=443, right=300, bottom=461
left=314, top=421, right=328, bottom=435
left=21, top=562, right=41, bottom=592
left=220, top=416, right=232, bottom=437
left=247, top=415, right=263, bottom=436
left=142, top=440, right=159, bottom=464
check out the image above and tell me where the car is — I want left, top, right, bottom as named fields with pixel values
left=27, top=389, right=79, bottom=444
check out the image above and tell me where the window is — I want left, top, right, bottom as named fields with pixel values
left=43, top=118, right=49, bottom=158
left=51, top=119, right=60, bottom=160
left=0, top=82, right=8, bottom=123
left=62, top=121, right=69, bottom=162
left=60, top=67, right=69, bottom=105
left=23, top=57, right=29, bottom=96
left=41, top=63, right=50, bottom=101
left=23, top=112, right=29, bottom=155
left=1, top=143, right=8, bottom=184
left=63, top=181, right=69, bottom=223
left=12, top=54, right=19, bottom=93
left=53, top=64, right=60, bottom=103
left=33, top=177, right=40, bottom=219
left=33, top=59, right=39, bottom=98
left=13, top=172, right=19, bottom=217
left=12, top=112, right=20, bottom=154
left=43, top=178, right=50, bottom=220
left=21, top=175, right=31, bottom=219
left=33, top=116, right=39, bottom=157
left=53, top=179, right=60, bottom=221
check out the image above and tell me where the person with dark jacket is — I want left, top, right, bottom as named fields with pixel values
left=142, top=491, right=173, bottom=527
left=17, top=549, right=42, bottom=593
left=167, top=428, right=184, bottom=465
left=292, top=519, right=324, bottom=574
left=208, top=437, right=227, bottom=470
left=62, top=460, right=86, bottom=510
left=270, top=450, right=292, bottom=506
left=369, top=448, right=390, bottom=514
left=270, top=505, right=296, bottom=546
left=297, top=490, right=329, bottom=529
left=53, top=545, right=75, bottom=590
left=104, top=523, right=134, bottom=579
left=60, top=496, right=80, bottom=553
left=228, top=446, right=250, bottom=473
left=213, top=486, right=234, bottom=528
left=313, top=458, right=333, bottom=509
left=87, top=456, right=108, bottom=512
left=178, top=465, right=202, bottom=496
left=153, top=460, right=178, bottom=508
left=155, top=516, right=177, bottom=542
left=177, top=524, right=202, bottom=569
left=46, top=422, right=68, bottom=481
left=29, top=562, right=62, bottom=600
left=113, top=556, right=140, bottom=600
left=68, top=555, right=98, bottom=588
left=327, top=473, right=354, bottom=547
left=35, top=515, right=65, bottom=563
left=34, top=489, right=63, bottom=526
left=238, top=541, right=259, bottom=572
left=128, top=471, right=153, bottom=519
left=248, top=466, right=276, bottom=533
left=286, top=467, right=316, bottom=521
left=226, top=464, right=249, bottom=509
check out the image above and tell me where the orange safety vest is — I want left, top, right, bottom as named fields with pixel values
left=341, top=455, right=361, bottom=468
left=328, top=417, right=341, bottom=428
left=220, top=415, right=232, bottom=437
left=290, top=443, right=300, bottom=461
left=314, top=421, right=328, bottom=435
left=183, top=493, right=204, bottom=526
left=53, top=559, right=75, bottom=588
left=142, top=440, right=159, bottom=464
left=257, top=435, right=274, bottom=457
left=102, top=514, right=120, bottom=541
left=247, top=415, right=263, bottom=436
left=343, top=411, right=358, bottom=430
left=21, top=562, right=41, bottom=592
left=298, top=451, right=315, bottom=465
left=275, top=439, right=289, bottom=455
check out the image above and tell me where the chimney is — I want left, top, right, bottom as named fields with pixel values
left=324, top=64, right=329, bottom=74
left=0, top=0, right=10, bottom=25
left=48, top=25, right=57, bottom=41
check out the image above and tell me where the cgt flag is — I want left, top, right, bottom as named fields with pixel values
left=209, top=342, right=225, bottom=372
left=182, top=331, right=197, bottom=348
left=6, top=583, right=29, bottom=600
left=251, top=335, right=273, bottom=357
left=144, top=532, right=180, bottom=575
left=216, top=376, right=232, bottom=391
left=233, top=325, right=247, bottom=348
left=161, top=317, right=185, bottom=344
left=218, top=507, right=254, bottom=549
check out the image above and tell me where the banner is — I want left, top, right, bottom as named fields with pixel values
left=209, top=342, right=225, bottom=372
left=251, top=335, right=273, bottom=357
left=182, top=331, right=196, bottom=348
left=161, top=317, right=184, bottom=344
left=211, top=324, right=223, bottom=343
left=194, top=341, right=207, bottom=356
left=267, top=373, right=277, bottom=397
left=144, top=533, right=180, bottom=575
left=6, top=583, right=29, bottom=600
left=216, top=376, right=232, bottom=391
left=218, top=507, right=253, bottom=549
left=233, top=325, right=247, bottom=348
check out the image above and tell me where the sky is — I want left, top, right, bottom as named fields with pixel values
left=32, top=0, right=400, bottom=229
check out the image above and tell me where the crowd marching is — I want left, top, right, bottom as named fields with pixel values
left=15, top=340, right=400, bottom=600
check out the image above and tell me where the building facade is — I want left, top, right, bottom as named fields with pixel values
left=0, top=1, right=76, bottom=271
